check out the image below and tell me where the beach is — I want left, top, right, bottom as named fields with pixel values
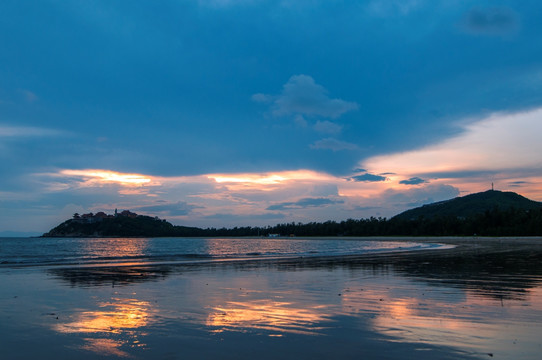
left=1, top=237, right=542, bottom=359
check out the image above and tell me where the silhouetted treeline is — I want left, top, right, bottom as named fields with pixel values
left=384, top=206, right=542, bottom=237
left=187, top=206, right=542, bottom=237
left=44, top=206, right=542, bottom=238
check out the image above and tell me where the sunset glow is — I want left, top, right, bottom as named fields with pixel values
left=208, top=170, right=334, bottom=185
left=363, top=109, right=542, bottom=178
left=60, top=169, right=153, bottom=186
left=34, top=152, right=541, bottom=231
left=54, top=298, right=152, bottom=357
left=338, top=280, right=542, bottom=356
left=210, top=174, right=287, bottom=184
left=206, top=300, right=329, bottom=336
left=54, top=299, right=151, bottom=334
left=2, top=1, right=542, bottom=235
left=3, top=2, right=542, bottom=360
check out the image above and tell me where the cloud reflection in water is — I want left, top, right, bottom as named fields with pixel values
left=42, top=240, right=542, bottom=359
left=54, top=298, right=151, bottom=357
left=338, top=279, right=542, bottom=357
left=207, top=299, right=330, bottom=336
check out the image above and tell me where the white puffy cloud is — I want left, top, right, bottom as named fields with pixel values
left=251, top=93, right=273, bottom=103
left=310, top=138, right=358, bottom=151
left=18, top=89, right=38, bottom=103
left=367, top=0, right=424, bottom=17
left=198, top=0, right=259, bottom=8
left=254, top=75, right=358, bottom=119
left=314, top=120, right=342, bottom=134
left=0, top=124, right=66, bottom=138
left=294, top=115, right=308, bottom=127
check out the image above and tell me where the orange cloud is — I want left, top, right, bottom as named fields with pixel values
left=208, top=170, right=334, bottom=185
left=59, top=169, right=153, bottom=186
left=363, top=108, right=542, bottom=177
left=206, top=299, right=329, bottom=336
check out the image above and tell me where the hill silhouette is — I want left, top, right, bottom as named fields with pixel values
left=43, top=190, right=542, bottom=237
left=42, top=211, right=205, bottom=238
left=393, top=190, right=542, bottom=221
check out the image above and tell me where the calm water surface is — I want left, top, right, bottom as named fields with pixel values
left=0, top=237, right=439, bottom=266
left=1, top=237, right=541, bottom=359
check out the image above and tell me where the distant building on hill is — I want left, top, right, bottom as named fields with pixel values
left=71, top=210, right=134, bottom=223
left=119, top=210, right=137, bottom=218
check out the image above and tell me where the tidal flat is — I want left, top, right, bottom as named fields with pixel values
left=1, top=237, right=542, bottom=359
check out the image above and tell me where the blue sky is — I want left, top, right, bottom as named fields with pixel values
left=2, top=0, right=542, bottom=234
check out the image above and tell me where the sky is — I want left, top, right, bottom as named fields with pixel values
left=1, top=0, right=542, bottom=235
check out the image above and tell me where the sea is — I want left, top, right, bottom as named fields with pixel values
left=0, top=237, right=442, bottom=268
left=2, top=236, right=542, bottom=359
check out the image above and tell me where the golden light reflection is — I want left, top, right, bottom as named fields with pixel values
left=82, top=238, right=148, bottom=261
left=340, top=285, right=542, bottom=354
left=61, top=169, right=152, bottom=186
left=371, top=298, right=499, bottom=349
left=80, top=338, right=132, bottom=358
left=206, top=300, right=329, bottom=336
left=55, top=299, right=150, bottom=334
left=54, top=298, right=151, bottom=357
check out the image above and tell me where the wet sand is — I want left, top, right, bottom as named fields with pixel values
left=1, top=237, right=542, bottom=359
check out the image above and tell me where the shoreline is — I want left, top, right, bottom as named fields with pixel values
left=3, top=236, right=542, bottom=271
left=1, top=238, right=447, bottom=270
